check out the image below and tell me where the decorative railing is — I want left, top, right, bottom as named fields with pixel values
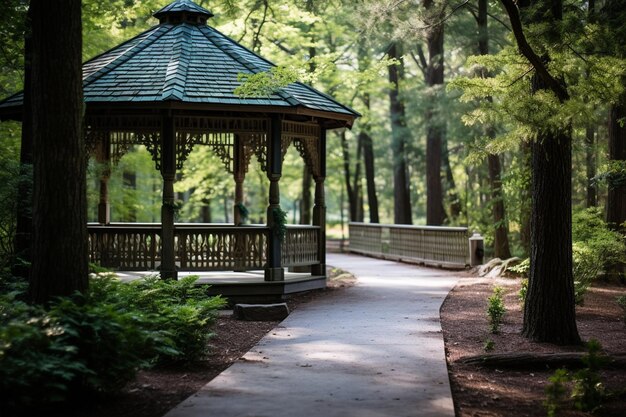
left=348, top=222, right=470, bottom=268
left=87, top=223, right=320, bottom=271
left=281, top=225, right=320, bottom=267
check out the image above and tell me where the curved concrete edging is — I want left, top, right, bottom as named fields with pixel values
left=164, top=253, right=459, bottom=417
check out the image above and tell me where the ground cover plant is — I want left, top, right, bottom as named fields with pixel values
left=0, top=270, right=225, bottom=414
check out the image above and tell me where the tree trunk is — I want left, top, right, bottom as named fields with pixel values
left=488, top=153, right=512, bottom=258
left=500, top=0, right=580, bottom=344
left=519, top=141, right=532, bottom=255
left=388, top=42, right=412, bottom=224
left=353, top=134, right=364, bottom=222
left=12, top=9, right=33, bottom=278
left=357, top=40, right=380, bottom=224
left=340, top=131, right=358, bottom=221
left=585, top=127, right=597, bottom=208
left=123, top=170, right=137, bottom=222
left=29, top=0, right=87, bottom=303
left=424, top=0, right=446, bottom=225
left=607, top=94, right=626, bottom=231
left=478, top=0, right=511, bottom=259
left=442, top=136, right=461, bottom=219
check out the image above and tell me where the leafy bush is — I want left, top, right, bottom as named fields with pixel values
left=487, top=286, right=506, bottom=334
left=618, top=295, right=626, bottom=324
left=572, top=208, right=626, bottom=304
left=0, top=273, right=225, bottom=412
left=518, top=278, right=528, bottom=306
left=543, top=339, right=607, bottom=416
left=510, top=209, right=626, bottom=305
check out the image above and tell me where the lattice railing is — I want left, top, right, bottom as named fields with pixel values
left=176, top=225, right=268, bottom=271
left=281, top=225, right=319, bottom=267
left=88, top=223, right=321, bottom=272
left=348, top=222, right=470, bottom=268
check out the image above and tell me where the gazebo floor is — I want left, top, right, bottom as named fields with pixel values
left=115, top=269, right=326, bottom=304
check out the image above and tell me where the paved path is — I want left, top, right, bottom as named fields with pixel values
left=164, top=253, right=459, bottom=417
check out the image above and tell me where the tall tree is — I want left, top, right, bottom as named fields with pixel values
left=500, top=0, right=580, bottom=344
left=388, top=41, right=412, bottom=224
left=29, top=0, right=88, bottom=303
left=423, top=0, right=446, bottom=225
left=360, top=94, right=380, bottom=223
left=477, top=0, right=511, bottom=259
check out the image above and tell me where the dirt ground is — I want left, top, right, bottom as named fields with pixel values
left=440, top=276, right=626, bottom=417
left=54, top=267, right=356, bottom=417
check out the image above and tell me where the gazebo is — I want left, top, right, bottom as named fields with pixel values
left=0, top=0, right=358, bottom=297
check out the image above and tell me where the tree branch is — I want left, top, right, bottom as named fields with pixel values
left=499, top=0, right=569, bottom=102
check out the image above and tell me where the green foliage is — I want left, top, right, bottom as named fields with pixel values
left=509, top=258, right=530, bottom=277
left=544, top=368, right=570, bottom=417
left=487, top=286, right=506, bottom=334
left=518, top=278, right=528, bottom=306
left=272, top=207, right=288, bottom=241
left=0, top=273, right=225, bottom=411
left=593, top=160, right=626, bottom=189
left=483, top=338, right=495, bottom=352
left=571, top=339, right=606, bottom=412
left=543, top=340, right=607, bottom=416
left=234, top=66, right=302, bottom=98
left=572, top=208, right=626, bottom=304
left=618, top=295, right=626, bottom=324
left=236, top=203, right=249, bottom=222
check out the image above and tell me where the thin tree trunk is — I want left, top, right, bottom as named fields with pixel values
left=478, top=0, right=511, bottom=259
left=353, top=133, right=364, bottom=222
left=519, top=141, right=531, bottom=255
left=123, top=170, right=137, bottom=222
left=585, top=127, right=597, bottom=208
left=12, top=9, right=33, bottom=278
left=442, top=135, right=461, bottom=219
left=388, top=42, right=412, bottom=224
left=29, top=0, right=87, bottom=303
left=424, top=0, right=446, bottom=225
left=607, top=93, right=626, bottom=231
left=340, top=131, right=357, bottom=221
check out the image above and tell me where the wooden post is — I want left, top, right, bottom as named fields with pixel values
left=96, top=135, right=111, bottom=224
left=265, top=116, right=284, bottom=281
left=311, top=128, right=326, bottom=276
left=233, top=134, right=245, bottom=225
left=160, top=115, right=177, bottom=280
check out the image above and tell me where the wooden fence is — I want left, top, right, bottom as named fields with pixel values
left=348, top=222, right=470, bottom=268
left=88, top=223, right=319, bottom=271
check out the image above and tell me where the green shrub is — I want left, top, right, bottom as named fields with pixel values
left=487, top=286, right=506, bottom=334
left=518, top=278, right=528, bottom=306
left=483, top=338, right=495, bottom=352
left=544, top=368, right=570, bottom=417
left=618, top=295, right=626, bottom=324
left=90, top=275, right=226, bottom=362
left=0, top=273, right=225, bottom=412
left=508, top=258, right=530, bottom=277
left=571, top=339, right=606, bottom=412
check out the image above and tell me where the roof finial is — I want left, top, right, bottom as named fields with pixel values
left=153, top=0, right=214, bottom=25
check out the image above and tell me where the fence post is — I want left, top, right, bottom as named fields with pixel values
left=468, top=232, right=484, bottom=266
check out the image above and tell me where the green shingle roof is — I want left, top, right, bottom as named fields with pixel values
left=0, top=0, right=358, bottom=121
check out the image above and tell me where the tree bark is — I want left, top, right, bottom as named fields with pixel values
left=388, top=42, right=412, bottom=224
left=353, top=133, right=364, bottom=222
left=12, top=8, right=33, bottom=278
left=424, top=0, right=446, bottom=225
left=585, top=127, right=597, bottom=208
left=500, top=0, right=580, bottom=344
left=607, top=94, right=626, bottom=231
left=29, top=0, right=88, bottom=303
left=340, top=131, right=358, bottom=221
left=478, top=0, right=511, bottom=259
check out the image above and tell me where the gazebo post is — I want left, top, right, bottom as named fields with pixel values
left=160, top=114, right=178, bottom=280
left=233, top=134, right=245, bottom=225
left=265, top=115, right=284, bottom=281
left=96, top=134, right=111, bottom=225
left=311, top=128, right=327, bottom=276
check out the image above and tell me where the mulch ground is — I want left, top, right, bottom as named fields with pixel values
left=440, top=275, right=626, bottom=417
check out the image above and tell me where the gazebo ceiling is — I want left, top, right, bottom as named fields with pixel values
left=0, top=0, right=358, bottom=127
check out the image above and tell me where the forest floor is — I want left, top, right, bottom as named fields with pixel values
left=441, top=274, right=626, bottom=417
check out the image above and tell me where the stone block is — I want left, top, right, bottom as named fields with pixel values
left=233, top=303, right=290, bottom=321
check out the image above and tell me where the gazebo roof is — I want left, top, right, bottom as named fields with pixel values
left=0, top=0, right=358, bottom=126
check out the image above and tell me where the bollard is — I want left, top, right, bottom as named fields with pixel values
left=469, top=232, right=484, bottom=266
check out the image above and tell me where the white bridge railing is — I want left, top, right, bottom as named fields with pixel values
left=348, top=222, right=473, bottom=269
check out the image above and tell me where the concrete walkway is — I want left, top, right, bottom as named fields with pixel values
left=164, top=253, right=459, bottom=417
